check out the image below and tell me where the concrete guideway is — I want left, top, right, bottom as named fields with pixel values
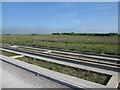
left=2, top=45, right=119, bottom=71
left=0, top=55, right=107, bottom=89
left=2, top=43, right=119, bottom=60
left=1, top=46, right=119, bottom=73
left=0, top=47, right=118, bottom=75
left=53, top=50, right=119, bottom=62
left=18, top=45, right=120, bottom=61
left=2, top=44, right=119, bottom=72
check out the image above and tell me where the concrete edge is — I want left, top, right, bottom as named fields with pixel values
left=0, top=55, right=107, bottom=88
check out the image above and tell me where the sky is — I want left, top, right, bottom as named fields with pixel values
left=2, top=2, right=118, bottom=34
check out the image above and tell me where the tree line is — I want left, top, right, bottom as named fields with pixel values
left=52, top=32, right=119, bottom=36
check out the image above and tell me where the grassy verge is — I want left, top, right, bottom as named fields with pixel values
left=0, top=50, right=19, bottom=56
left=16, top=56, right=111, bottom=85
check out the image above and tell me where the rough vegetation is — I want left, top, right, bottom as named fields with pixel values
left=1, top=34, right=119, bottom=55
left=0, top=50, right=18, bottom=56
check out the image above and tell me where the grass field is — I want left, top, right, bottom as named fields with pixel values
left=1, top=34, right=119, bottom=55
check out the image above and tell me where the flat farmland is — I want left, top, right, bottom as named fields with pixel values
left=1, top=34, right=119, bottom=55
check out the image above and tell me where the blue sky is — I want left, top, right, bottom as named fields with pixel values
left=2, top=2, right=118, bottom=34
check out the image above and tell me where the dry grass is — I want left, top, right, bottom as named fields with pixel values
left=17, top=56, right=110, bottom=85
left=0, top=50, right=18, bottom=56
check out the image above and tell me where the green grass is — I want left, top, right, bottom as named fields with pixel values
left=16, top=56, right=110, bottom=85
left=2, top=44, right=11, bottom=47
left=0, top=50, right=18, bottom=56
left=1, top=34, right=119, bottom=55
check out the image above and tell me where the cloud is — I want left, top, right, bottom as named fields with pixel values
left=2, top=26, right=56, bottom=34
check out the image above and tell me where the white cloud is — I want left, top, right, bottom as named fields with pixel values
left=2, top=26, right=56, bottom=34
